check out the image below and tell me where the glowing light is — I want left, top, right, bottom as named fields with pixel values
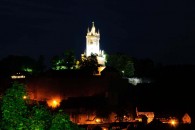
left=53, top=100, right=57, bottom=105
left=23, top=96, right=27, bottom=99
left=169, top=119, right=178, bottom=127
left=11, top=75, right=25, bottom=79
left=127, top=77, right=142, bottom=85
left=47, top=98, right=61, bottom=108
left=95, top=118, right=101, bottom=123
left=95, top=66, right=106, bottom=75
left=102, top=127, right=108, bottom=130
left=171, top=120, right=175, bottom=125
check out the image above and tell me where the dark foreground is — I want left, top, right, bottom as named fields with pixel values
left=79, top=122, right=193, bottom=130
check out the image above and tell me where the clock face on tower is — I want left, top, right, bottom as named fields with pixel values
left=89, top=39, right=93, bottom=44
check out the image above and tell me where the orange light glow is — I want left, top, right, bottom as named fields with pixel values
left=95, top=118, right=101, bottom=123
left=47, top=98, right=61, bottom=108
left=102, top=127, right=108, bottom=130
left=169, top=119, right=178, bottom=126
left=171, top=120, right=175, bottom=125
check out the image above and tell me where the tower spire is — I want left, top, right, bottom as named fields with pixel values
left=84, top=22, right=106, bottom=66
left=91, top=22, right=96, bottom=35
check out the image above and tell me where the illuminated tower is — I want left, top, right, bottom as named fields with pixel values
left=86, top=22, right=100, bottom=57
left=84, top=22, right=106, bottom=65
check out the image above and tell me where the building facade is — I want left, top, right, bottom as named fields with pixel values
left=82, top=22, right=106, bottom=66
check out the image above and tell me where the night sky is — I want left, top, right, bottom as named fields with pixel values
left=1, top=0, right=195, bottom=65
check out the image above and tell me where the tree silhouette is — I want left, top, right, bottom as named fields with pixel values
left=50, top=50, right=77, bottom=70
left=50, top=55, right=65, bottom=70
left=79, top=54, right=99, bottom=75
left=63, top=50, right=76, bottom=69
left=35, top=55, right=46, bottom=74
left=106, top=53, right=135, bottom=77
left=0, top=55, right=37, bottom=75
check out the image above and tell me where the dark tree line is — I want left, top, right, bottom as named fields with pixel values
left=0, top=50, right=158, bottom=78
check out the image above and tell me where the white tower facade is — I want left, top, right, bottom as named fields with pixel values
left=86, top=22, right=100, bottom=57
left=85, top=22, right=106, bottom=65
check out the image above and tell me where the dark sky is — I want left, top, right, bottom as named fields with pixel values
left=0, top=0, right=195, bottom=65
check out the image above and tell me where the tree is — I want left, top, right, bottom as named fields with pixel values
left=29, top=105, right=52, bottom=130
left=1, top=82, right=83, bottom=130
left=79, top=54, right=99, bottom=75
left=0, top=55, right=37, bottom=76
left=50, top=110, right=72, bottom=130
left=50, top=50, right=77, bottom=70
left=50, top=55, right=66, bottom=70
left=35, top=55, right=46, bottom=74
left=1, top=82, right=29, bottom=129
left=63, top=50, right=76, bottom=69
left=106, top=53, right=135, bottom=77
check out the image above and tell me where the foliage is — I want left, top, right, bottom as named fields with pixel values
left=51, top=55, right=66, bottom=70
left=50, top=110, right=72, bottom=130
left=51, top=50, right=77, bottom=70
left=0, top=55, right=46, bottom=76
left=1, top=82, right=29, bottom=129
left=35, top=55, right=46, bottom=74
left=29, top=105, right=52, bottom=130
left=79, top=54, right=99, bottom=75
left=0, top=82, right=83, bottom=130
left=63, top=50, right=76, bottom=69
left=50, top=110, right=84, bottom=130
left=70, top=122, right=85, bottom=130
left=124, top=60, right=135, bottom=77
left=106, top=53, right=135, bottom=77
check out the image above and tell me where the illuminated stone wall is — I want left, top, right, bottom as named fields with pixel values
left=84, top=22, right=106, bottom=66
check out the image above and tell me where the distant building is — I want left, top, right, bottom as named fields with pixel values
left=126, top=77, right=151, bottom=86
left=11, top=72, right=26, bottom=79
left=82, top=22, right=106, bottom=67
left=135, top=107, right=154, bottom=123
left=25, top=69, right=136, bottom=127
left=182, top=113, right=191, bottom=124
